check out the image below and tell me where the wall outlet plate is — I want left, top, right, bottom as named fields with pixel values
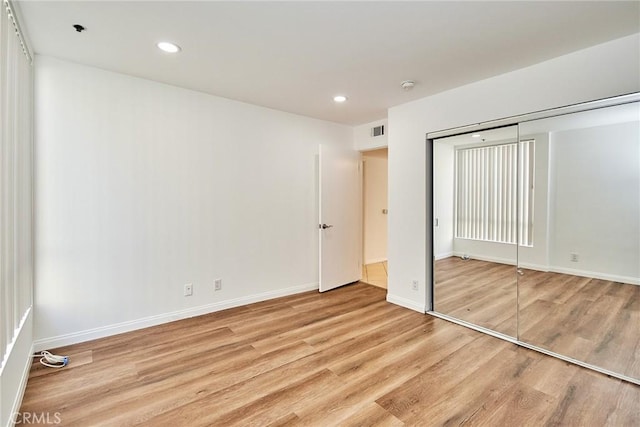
left=412, top=280, right=419, bottom=291
left=184, top=283, right=193, bottom=296
left=214, top=279, right=222, bottom=291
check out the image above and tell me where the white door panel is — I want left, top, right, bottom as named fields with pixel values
left=319, top=145, right=361, bottom=292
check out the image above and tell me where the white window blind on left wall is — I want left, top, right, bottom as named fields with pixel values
left=0, top=0, right=34, bottom=369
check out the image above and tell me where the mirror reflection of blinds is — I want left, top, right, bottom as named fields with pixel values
left=455, top=141, right=534, bottom=246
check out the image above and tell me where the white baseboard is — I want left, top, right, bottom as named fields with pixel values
left=517, top=262, right=549, bottom=271
left=547, top=267, right=638, bottom=286
left=364, top=257, right=387, bottom=265
left=386, top=293, right=425, bottom=313
left=435, top=252, right=453, bottom=261
left=452, top=251, right=516, bottom=266
left=451, top=252, right=638, bottom=286
left=34, top=282, right=319, bottom=352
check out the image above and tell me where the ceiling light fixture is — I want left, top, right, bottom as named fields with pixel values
left=333, top=95, right=348, bottom=103
left=157, top=42, right=181, bottom=53
left=472, top=134, right=481, bottom=138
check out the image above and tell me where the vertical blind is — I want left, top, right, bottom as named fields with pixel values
left=1, top=0, right=33, bottom=368
left=455, top=141, right=534, bottom=246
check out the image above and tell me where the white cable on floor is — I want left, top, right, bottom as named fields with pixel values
left=33, top=351, right=69, bottom=368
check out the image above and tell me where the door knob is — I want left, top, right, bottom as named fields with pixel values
left=320, top=224, right=333, bottom=229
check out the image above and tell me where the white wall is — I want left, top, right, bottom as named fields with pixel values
left=362, top=150, right=388, bottom=264
left=354, top=119, right=388, bottom=151
left=387, top=34, right=640, bottom=312
left=34, top=56, right=353, bottom=347
left=549, top=121, right=639, bottom=282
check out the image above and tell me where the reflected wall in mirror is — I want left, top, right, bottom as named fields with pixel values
left=433, top=125, right=519, bottom=337
left=517, top=102, right=640, bottom=381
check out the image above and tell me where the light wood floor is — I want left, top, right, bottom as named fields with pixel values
left=361, top=261, right=387, bottom=289
left=435, top=257, right=518, bottom=336
left=21, top=283, right=639, bottom=426
left=435, top=256, right=640, bottom=380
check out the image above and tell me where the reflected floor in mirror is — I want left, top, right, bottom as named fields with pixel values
left=435, top=257, right=639, bottom=380
left=518, top=268, right=639, bottom=380
left=434, top=257, right=517, bottom=337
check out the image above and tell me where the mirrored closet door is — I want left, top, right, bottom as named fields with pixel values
left=517, top=101, right=639, bottom=381
left=431, top=96, right=639, bottom=384
left=433, top=125, right=519, bottom=338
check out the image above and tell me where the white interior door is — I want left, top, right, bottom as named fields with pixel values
left=319, top=144, right=361, bottom=292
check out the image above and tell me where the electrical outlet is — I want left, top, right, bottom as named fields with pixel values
left=570, top=253, right=579, bottom=262
left=184, top=283, right=193, bottom=296
left=412, top=280, right=419, bottom=291
left=214, top=279, right=222, bottom=291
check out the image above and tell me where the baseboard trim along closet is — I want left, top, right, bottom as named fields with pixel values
left=386, top=293, right=426, bottom=313
left=33, top=282, right=319, bottom=352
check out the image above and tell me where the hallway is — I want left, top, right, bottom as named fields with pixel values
left=361, top=261, right=387, bottom=289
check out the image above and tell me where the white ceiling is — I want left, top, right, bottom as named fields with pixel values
left=16, top=1, right=640, bottom=125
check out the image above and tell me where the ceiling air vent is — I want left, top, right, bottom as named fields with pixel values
left=371, top=125, right=385, bottom=137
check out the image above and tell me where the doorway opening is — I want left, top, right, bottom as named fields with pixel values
left=360, top=148, right=388, bottom=289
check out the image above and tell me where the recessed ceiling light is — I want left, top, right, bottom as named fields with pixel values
left=157, top=42, right=181, bottom=53
left=333, top=95, right=348, bottom=103
left=472, top=134, right=481, bottom=138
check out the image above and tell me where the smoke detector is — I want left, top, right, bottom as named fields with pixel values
left=401, top=80, right=415, bottom=91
